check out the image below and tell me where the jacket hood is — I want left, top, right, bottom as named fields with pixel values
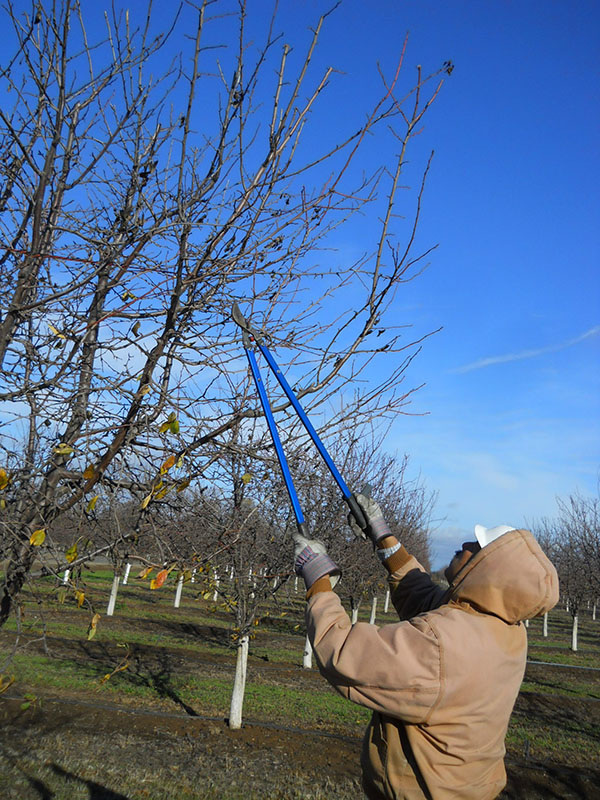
left=448, top=529, right=559, bottom=623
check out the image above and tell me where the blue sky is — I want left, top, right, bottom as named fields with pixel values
left=138, top=0, right=598, bottom=566
left=291, top=0, right=600, bottom=567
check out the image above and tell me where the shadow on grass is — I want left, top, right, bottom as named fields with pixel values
left=50, top=762, right=128, bottom=799
left=78, top=641, right=200, bottom=716
left=17, top=770, right=54, bottom=800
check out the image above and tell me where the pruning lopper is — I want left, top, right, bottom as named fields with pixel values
left=232, top=303, right=368, bottom=537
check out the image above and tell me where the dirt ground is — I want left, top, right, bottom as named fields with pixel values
left=2, top=609, right=599, bottom=798
left=2, top=686, right=600, bottom=799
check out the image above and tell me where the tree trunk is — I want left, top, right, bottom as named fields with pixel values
left=106, top=573, right=120, bottom=616
left=0, top=545, right=36, bottom=627
left=351, top=606, right=359, bottom=625
left=122, top=563, right=131, bottom=585
left=524, top=619, right=529, bottom=629
left=62, top=569, right=70, bottom=585
left=571, top=614, right=579, bottom=652
left=384, top=588, right=390, bottom=614
left=303, top=634, right=312, bottom=669
left=369, top=596, right=378, bottom=625
left=174, top=574, right=184, bottom=608
left=543, top=612, right=548, bottom=637
left=593, top=603, right=597, bottom=622
left=229, top=635, right=249, bottom=729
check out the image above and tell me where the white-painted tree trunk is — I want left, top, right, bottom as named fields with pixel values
left=566, top=600, right=569, bottom=613
left=229, top=635, right=249, bottom=730
left=294, top=576, right=298, bottom=593
left=384, top=589, right=390, bottom=614
left=524, top=619, right=529, bottom=629
left=571, top=615, right=579, bottom=652
left=303, top=634, right=313, bottom=669
left=191, top=569, right=196, bottom=584
left=213, top=573, right=220, bottom=602
left=122, top=563, right=131, bottom=585
left=351, top=606, right=359, bottom=625
left=106, top=574, right=120, bottom=616
left=62, top=569, right=70, bottom=585
left=593, top=603, right=597, bottom=622
left=174, top=574, right=184, bottom=608
left=543, top=612, right=548, bottom=637
left=369, top=596, right=378, bottom=625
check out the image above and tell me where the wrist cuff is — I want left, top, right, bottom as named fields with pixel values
left=377, top=542, right=402, bottom=562
left=369, top=517, right=392, bottom=543
left=306, top=576, right=332, bottom=599
left=299, top=552, right=340, bottom=589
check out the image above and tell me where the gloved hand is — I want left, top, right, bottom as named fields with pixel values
left=293, top=531, right=340, bottom=590
left=348, top=492, right=393, bottom=545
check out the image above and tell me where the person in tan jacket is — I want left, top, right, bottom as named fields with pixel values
left=293, top=495, right=559, bottom=800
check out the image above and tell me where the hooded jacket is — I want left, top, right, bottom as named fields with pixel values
left=305, top=529, right=559, bottom=800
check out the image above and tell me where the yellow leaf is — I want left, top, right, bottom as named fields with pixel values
left=241, top=472, right=253, bottom=484
left=138, top=566, right=153, bottom=579
left=76, top=590, right=85, bottom=607
left=160, top=455, right=175, bottom=475
left=57, top=587, right=67, bottom=604
left=86, top=495, right=98, bottom=513
left=122, top=290, right=136, bottom=301
left=293, top=624, right=300, bottom=631
left=176, top=454, right=185, bottom=469
left=140, top=384, right=151, bottom=395
left=150, top=578, right=158, bottom=589
left=167, top=411, right=177, bottom=422
left=65, top=543, right=78, bottom=563
left=183, top=569, right=192, bottom=583
left=169, top=419, right=180, bottom=434
left=132, top=320, right=141, bottom=337
left=48, top=323, right=66, bottom=339
left=87, top=613, right=100, bottom=640
left=176, top=478, right=190, bottom=494
left=140, top=493, right=152, bottom=509
left=30, top=529, right=46, bottom=546
left=0, top=499, right=6, bottom=510
left=0, top=468, right=9, bottom=490
left=53, top=442, right=74, bottom=456
left=154, top=486, right=171, bottom=500
left=83, top=465, right=95, bottom=480
left=159, top=422, right=170, bottom=434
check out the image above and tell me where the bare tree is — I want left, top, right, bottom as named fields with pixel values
left=533, top=487, right=599, bottom=650
left=0, top=0, right=447, bottom=632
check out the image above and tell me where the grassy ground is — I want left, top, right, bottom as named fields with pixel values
left=1, top=567, right=599, bottom=798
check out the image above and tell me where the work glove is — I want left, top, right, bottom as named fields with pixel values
left=293, top=531, right=340, bottom=590
left=348, top=492, right=393, bottom=545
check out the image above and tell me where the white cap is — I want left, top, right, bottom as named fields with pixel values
left=474, top=524, right=516, bottom=548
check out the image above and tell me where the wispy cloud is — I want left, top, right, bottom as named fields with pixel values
left=452, top=326, right=600, bottom=374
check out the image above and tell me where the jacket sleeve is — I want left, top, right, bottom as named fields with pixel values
left=384, top=546, right=449, bottom=621
left=306, top=590, right=441, bottom=724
